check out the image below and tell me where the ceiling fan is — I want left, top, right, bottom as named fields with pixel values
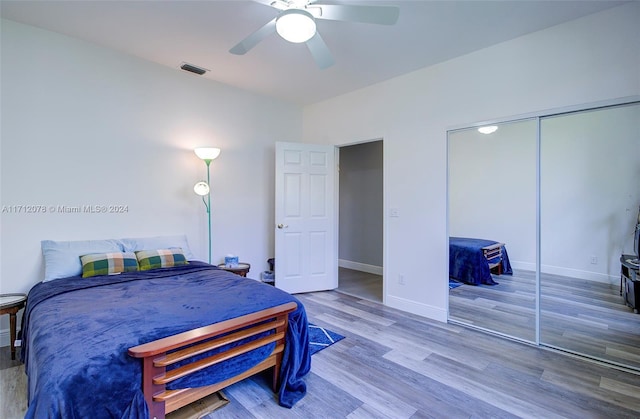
left=229, top=0, right=400, bottom=69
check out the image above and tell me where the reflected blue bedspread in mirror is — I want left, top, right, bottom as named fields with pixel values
left=21, top=262, right=310, bottom=418
left=449, top=237, right=513, bottom=285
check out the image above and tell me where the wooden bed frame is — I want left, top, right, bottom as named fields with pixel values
left=129, top=301, right=297, bottom=419
left=482, top=242, right=504, bottom=275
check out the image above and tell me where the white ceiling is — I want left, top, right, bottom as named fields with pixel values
left=0, top=0, right=627, bottom=105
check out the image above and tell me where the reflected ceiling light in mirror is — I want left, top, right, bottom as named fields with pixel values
left=478, top=126, right=498, bottom=135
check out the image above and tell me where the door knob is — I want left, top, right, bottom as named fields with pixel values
left=277, top=223, right=288, bottom=229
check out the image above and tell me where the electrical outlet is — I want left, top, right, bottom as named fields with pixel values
left=590, top=256, right=598, bottom=264
left=398, top=274, right=405, bottom=285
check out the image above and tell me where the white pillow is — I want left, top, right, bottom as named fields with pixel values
left=120, top=235, right=195, bottom=260
left=41, top=239, right=124, bottom=282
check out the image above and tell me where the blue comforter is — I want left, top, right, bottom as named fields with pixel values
left=449, top=237, right=513, bottom=285
left=21, top=262, right=310, bottom=418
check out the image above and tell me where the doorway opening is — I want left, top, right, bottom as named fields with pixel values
left=335, top=140, right=383, bottom=302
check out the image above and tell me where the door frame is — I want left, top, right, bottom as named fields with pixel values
left=336, top=138, right=386, bottom=304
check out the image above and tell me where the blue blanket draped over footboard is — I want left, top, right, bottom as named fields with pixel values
left=449, top=237, right=513, bottom=285
left=21, top=262, right=310, bottom=418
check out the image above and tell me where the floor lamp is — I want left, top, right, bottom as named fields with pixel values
left=193, top=147, right=221, bottom=264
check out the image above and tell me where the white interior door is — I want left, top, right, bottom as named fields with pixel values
left=275, top=142, right=337, bottom=294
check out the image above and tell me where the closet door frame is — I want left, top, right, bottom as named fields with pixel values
left=447, top=95, right=640, bottom=354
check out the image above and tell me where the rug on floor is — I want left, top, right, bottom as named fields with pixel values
left=449, top=279, right=463, bottom=289
left=308, top=324, right=345, bottom=355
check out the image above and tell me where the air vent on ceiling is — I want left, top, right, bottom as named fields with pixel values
left=180, top=62, right=207, bottom=75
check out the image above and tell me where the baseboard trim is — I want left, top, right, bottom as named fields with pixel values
left=338, top=259, right=383, bottom=275
left=386, top=294, right=447, bottom=323
left=542, top=265, right=616, bottom=284
left=510, top=261, right=535, bottom=271
left=510, top=261, right=616, bottom=284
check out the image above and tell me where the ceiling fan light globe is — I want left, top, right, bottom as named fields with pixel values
left=276, top=9, right=316, bottom=43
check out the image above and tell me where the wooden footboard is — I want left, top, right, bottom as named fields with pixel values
left=482, top=243, right=504, bottom=275
left=128, top=301, right=297, bottom=419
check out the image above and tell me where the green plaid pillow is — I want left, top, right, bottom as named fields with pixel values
left=135, top=248, right=188, bottom=271
left=80, top=252, right=139, bottom=278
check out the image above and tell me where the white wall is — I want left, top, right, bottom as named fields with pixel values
left=449, top=120, right=537, bottom=269
left=540, top=104, right=640, bottom=282
left=0, top=19, right=303, bottom=341
left=1, top=2, right=638, bottom=336
left=449, top=105, right=640, bottom=284
left=303, top=3, right=640, bottom=321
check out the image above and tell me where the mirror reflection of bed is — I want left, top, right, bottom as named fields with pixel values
left=448, top=102, right=640, bottom=371
left=448, top=119, right=537, bottom=342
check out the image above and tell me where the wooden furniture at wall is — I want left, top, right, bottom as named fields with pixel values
left=482, top=243, right=504, bottom=275
left=621, top=254, right=640, bottom=313
left=217, top=262, right=251, bottom=277
left=0, top=294, right=27, bottom=360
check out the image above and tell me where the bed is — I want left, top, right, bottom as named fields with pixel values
left=21, top=238, right=310, bottom=419
left=449, top=237, right=513, bottom=285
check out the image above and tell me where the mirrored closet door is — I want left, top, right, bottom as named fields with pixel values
left=448, top=100, right=640, bottom=371
left=448, top=119, right=537, bottom=342
left=539, top=102, right=640, bottom=369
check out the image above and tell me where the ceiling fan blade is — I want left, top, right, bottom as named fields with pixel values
left=252, top=0, right=278, bottom=7
left=313, top=4, right=399, bottom=25
left=306, top=32, right=334, bottom=69
left=229, top=18, right=277, bottom=55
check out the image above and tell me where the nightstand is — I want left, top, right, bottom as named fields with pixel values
left=0, top=293, right=27, bottom=360
left=621, top=255, right=640, bottom=313
left=217, top=263, right=251, bottom=277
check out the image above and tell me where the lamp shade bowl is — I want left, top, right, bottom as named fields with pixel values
left=193, top=181, right=210, bottom=196
left=194, top=147, right=221, bottom=161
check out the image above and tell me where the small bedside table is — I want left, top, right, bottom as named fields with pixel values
left=217, top=263, right=251, bottom=277
left=0, top=293, right=27, bottom=360
left=621, top=255, right=640, bottom=313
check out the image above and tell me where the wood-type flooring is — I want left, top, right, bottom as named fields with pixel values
left=3, top=274, right=640, bottom=418
left=449, top=269, right=640, bottom=370
left=218, top=290, right=640, bottom=418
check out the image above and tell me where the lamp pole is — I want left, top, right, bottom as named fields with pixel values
left=205, top=159, right=212, bottom=264
left=194, top=147, right=220, bottom=265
